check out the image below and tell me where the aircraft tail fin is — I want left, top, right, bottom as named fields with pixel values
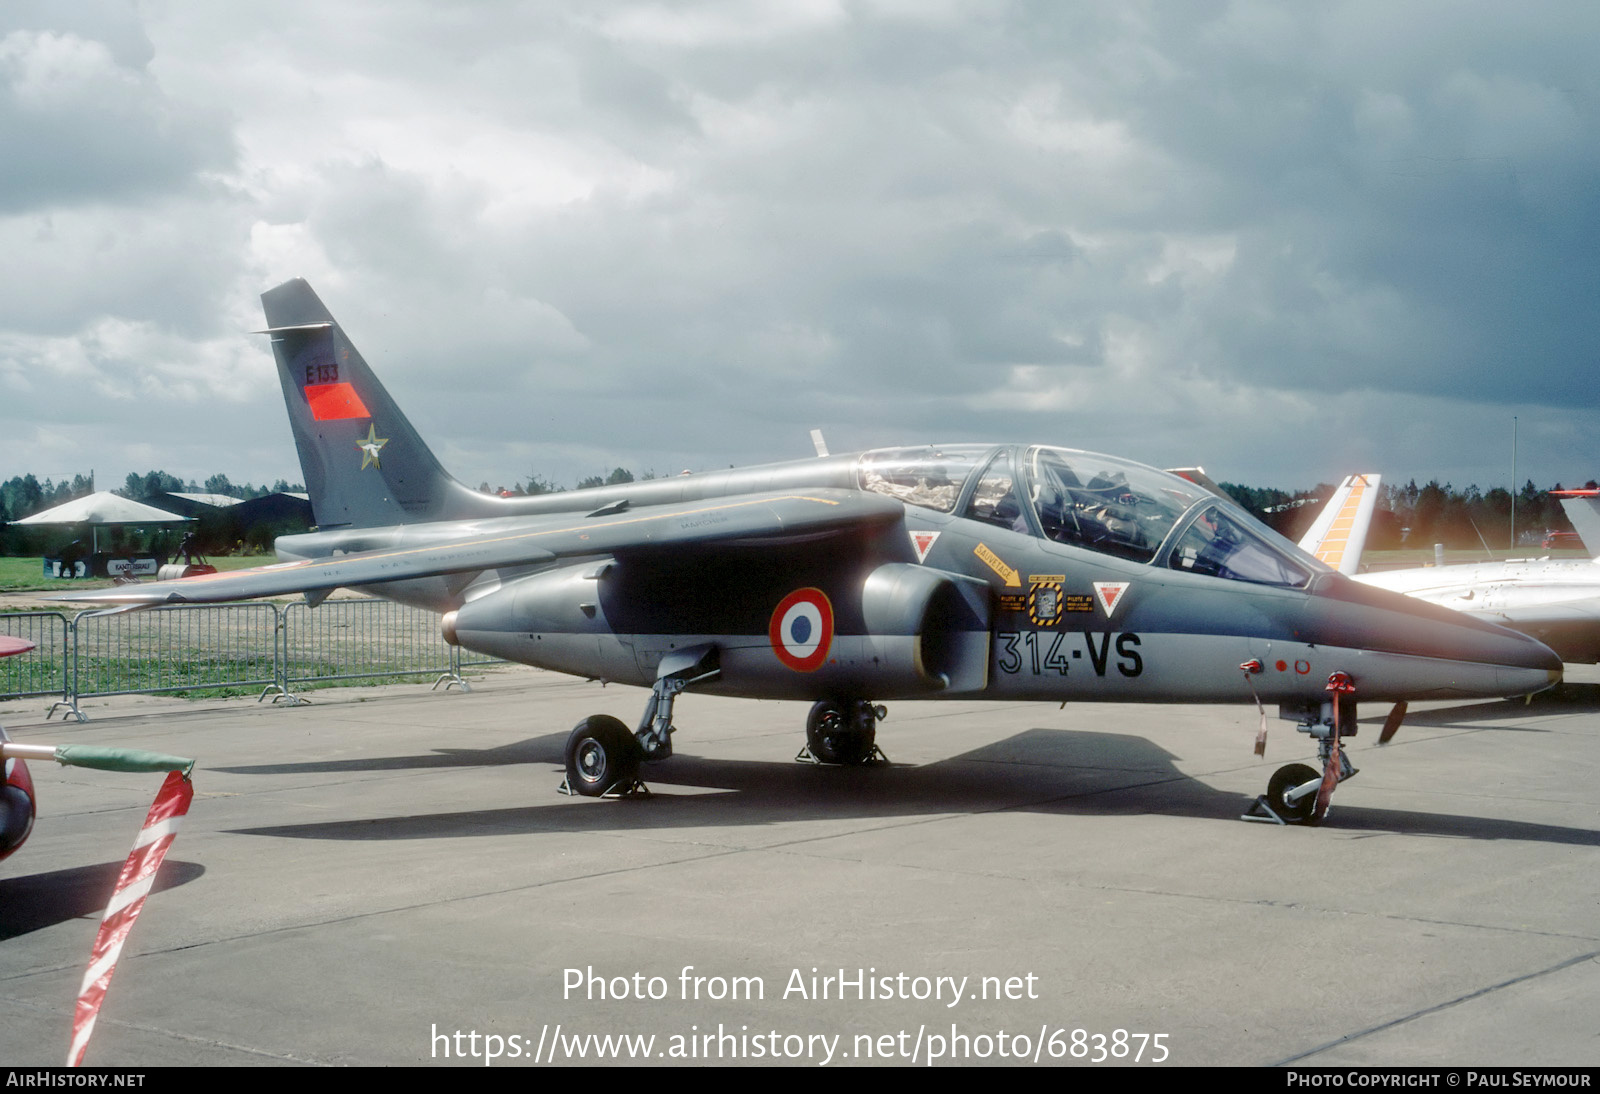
left=1298, top=474, right=1381, bottom=574
left=259, top=280, right=497, bottom=530
left=1553, top=491, right=1600, bottom=558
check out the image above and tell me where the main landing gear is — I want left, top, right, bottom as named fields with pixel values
left=797, top=699, right=887, bottom=766
left=559, top=647, right=892, bottom=794
left=1244, top=672, right=1383, bottom=826
left=561, top=645, right=720, bottom=798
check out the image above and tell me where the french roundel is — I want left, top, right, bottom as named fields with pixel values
left=769, top=588, right=834, bottom=672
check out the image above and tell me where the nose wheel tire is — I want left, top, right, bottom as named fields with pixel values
left=1265, top=763, right=1321, bottom=825
left=805, top=700, right=877, bottom=765
left=564, top=715, right=642, bottom=797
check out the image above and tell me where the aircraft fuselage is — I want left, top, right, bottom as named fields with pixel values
left=277, top=444, right=1561, bottom=710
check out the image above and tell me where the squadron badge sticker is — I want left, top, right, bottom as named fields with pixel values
left=1027, top=577, right=1065, bottom=626
left=770, top=588, right=834, bottom=672
left=1093, top=581, right=1130, bottom=617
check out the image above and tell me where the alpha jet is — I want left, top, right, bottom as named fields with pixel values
left=55, top=280, right=1562, bottom=824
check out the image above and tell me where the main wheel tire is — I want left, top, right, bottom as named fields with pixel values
left=564, top=715, right=642, bottom=797
left=1266, top=763, right=1320, bottom=824
left=806, top=700, right=875, bottom=765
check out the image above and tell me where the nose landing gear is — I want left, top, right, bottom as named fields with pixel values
left=798, top=699, right=888, bottom=765
left=1244, top=671, right=1361, bottom=825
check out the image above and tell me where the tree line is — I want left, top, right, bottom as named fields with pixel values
left=499, top=468, right=1588, bottom=551
left=1224, top=478, right=1585, bottom=550
left=478, top=467, right=655, bottom=497
left=4, top=464, right=1588, bottom=556
left=115, top=471, right=305, bottom=505
left=0, top=471, right=306, bottom=524
left=1, top=470, right=309, bottom=557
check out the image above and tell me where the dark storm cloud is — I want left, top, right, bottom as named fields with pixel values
left=1095, top=1, right=1600, bottom=406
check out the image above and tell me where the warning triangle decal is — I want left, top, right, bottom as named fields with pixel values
left=1093, top=581, right=1129, bottom=617
left=910, top=531, right=940, bottom=564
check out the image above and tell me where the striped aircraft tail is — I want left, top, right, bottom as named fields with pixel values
left=1298, top=474, right=1381, bottom=574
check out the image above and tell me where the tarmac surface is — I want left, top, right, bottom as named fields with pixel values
left=1, top=666, right=1596, bottom=1067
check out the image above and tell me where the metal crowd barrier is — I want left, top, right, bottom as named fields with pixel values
left=72, top=603, right=280, bottom=705
left=0, top=599, right=500, bottom=721
left=0, top=611, right=72, bottom=711
left=280, top=599, right=460, bottom=696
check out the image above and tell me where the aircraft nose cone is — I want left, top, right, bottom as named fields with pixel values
left=1305, top=573, right=1562, bottom=701
left=1487, top=634, right=1563, bottom=692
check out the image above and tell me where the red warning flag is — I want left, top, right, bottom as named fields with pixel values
left=304, top=382, right=371, bottom=421
left=68, top=770, right=194, bottom=1067
left=1313, top=672, right=1356, bottom=824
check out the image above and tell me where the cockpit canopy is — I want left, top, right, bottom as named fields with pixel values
left=859, top=444, right=1325, bottom=589
left=1025, top=446, right=1197, bottom=563
left=858, top=445, right=994, bottom=514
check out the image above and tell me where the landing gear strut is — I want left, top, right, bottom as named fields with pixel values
left=633, top=644, right=721, bottom=762
left=1243, top=672, right=1359, bottom=825
left=798, top=699, right=887, bottom=765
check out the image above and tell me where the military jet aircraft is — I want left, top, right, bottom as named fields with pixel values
left=53, top=280, right=1562, bottom=825
left=1302, top=478, right=1600, bottom=664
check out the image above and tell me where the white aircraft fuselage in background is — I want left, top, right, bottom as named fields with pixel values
left=1301, top=480, right=1600, bottom=665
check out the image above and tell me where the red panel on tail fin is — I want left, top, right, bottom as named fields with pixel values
left=305, top=383, right=371, bottom=421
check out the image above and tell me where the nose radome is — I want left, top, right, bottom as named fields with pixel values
left=1302, top=572, right=1562, bottom=698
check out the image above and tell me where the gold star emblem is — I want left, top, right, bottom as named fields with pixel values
left=356, top=423, right=388, bottom=469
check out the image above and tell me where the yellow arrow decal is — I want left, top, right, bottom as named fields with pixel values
left=973, top=543, right=1021, bottom=588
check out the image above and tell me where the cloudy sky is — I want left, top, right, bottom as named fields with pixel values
left=2, top=1, right=1596, bottom=499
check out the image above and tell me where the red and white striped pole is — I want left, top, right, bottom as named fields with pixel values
left=67, top=769, right=194, bottom=1067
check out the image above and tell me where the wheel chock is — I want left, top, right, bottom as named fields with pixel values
left=558, top=775, right=651, bottom=798
left=1240, top=795, right=1290, bottom=824
left=794, top=744, right=889, bottom=766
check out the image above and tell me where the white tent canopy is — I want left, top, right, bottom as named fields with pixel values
left=166, top=492, right=241, bottom=508
left=12, top=491, right=192, bottom=555
left=12, top=492, right=192, bottom=527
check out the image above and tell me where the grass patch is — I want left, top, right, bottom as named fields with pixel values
left=3, top=595, right=496, bottom=703
left=68, top=654, right=279, bottom=697
left=167, top=674, right=447, bottom=700
left=0, top=555, right=277, bottom=593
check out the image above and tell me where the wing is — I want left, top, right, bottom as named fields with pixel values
left=1297, top=474, right=1380, bottom=575
left=47, top=490, right=905, bottom=607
